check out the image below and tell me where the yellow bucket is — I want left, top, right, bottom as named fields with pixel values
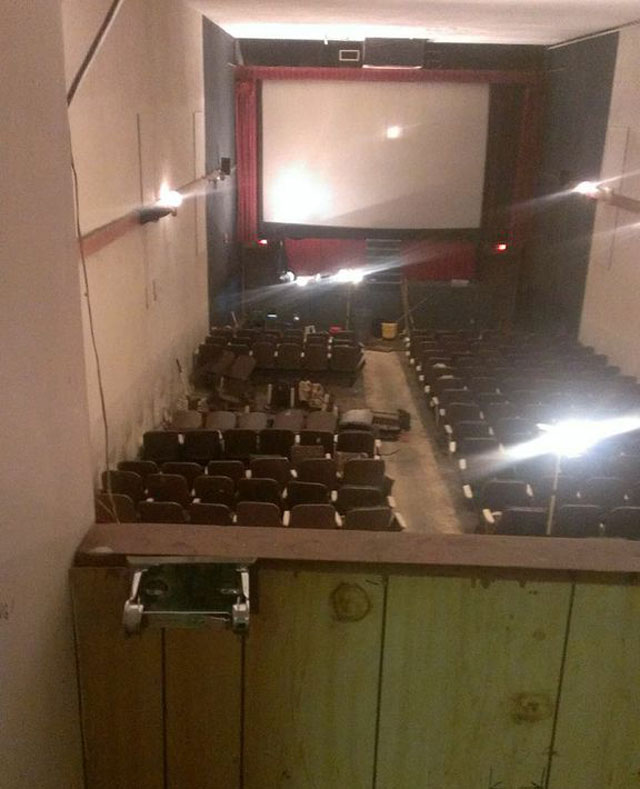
left=381, top=322, right=398, bottom=340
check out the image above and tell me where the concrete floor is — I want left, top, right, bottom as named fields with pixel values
left=334, top=348, right=473, bottom=534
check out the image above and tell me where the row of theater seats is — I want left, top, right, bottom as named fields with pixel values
left=96, top=455, right=404, bottom=531
left=207, top=325, right=357, bottom=347
left=97, top=496, right=399, bottom=531
left=168, top=408, right=337, bottom=432
left=143, top=418, right=379, bottom=464
left=196, top=326, right=364, bottom=375
left=404, top=328, right=640, bottom=538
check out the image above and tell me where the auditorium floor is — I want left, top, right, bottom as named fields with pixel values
left=334, top=348, right=476, bottom=534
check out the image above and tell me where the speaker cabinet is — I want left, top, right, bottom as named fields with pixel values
left=363, top=39, right=425, bottom=68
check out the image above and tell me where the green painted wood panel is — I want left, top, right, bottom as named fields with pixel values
left=164, top=629, right=242, bottom=789
left=549, top=582, right=640, bottom=788
left=376, top=575, right=572, bottom=789
left=243, top=570, right=384, bottom=789
left=71, top=568, right=164, bottom=789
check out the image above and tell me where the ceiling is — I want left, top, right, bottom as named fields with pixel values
left=189, top=0, right=640, bottom=46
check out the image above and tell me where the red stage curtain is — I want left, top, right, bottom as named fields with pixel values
left=402, top=241, right=476, bottom=281
left=284, top=238, right=475, bottom=281
left=284, top=238, right=366, bottom=276
left=235, top=77, right=258, bottom=241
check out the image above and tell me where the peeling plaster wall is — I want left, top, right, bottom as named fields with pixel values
left=580, top=23, right=640, bottom=376
left=62, top=0, right=209, bottom=474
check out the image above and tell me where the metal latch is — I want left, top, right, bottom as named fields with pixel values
left=122, top=560, right=251, bottom=635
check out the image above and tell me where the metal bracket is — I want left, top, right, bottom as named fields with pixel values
left=122, top=560, right=252, bottom=636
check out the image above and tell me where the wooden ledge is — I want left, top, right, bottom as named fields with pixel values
left=76, top=523, right=640, bottom=575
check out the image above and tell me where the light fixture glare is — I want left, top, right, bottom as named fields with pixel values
left=158, top=183, right=183, bottom=209
left=572, top=180, right=601, bottom=198
left=331, top=267, right=364, bottom=284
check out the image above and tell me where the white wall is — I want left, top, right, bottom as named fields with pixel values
left=0, top=2, right=95, bottom=786
left=62, top=0, right=209, bottom=473
left=579, top=24, right=640, bottom=375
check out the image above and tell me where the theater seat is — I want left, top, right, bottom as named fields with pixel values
left=336, top=430, right=375, bottom=457
left=478, top=479, right=532, bottom=513
left=117, top=460, right=159, bottom=485
left=305, top=411, right=338, bottom=432
left=236, top=501, right=282, bottom=527
left=161, top=462, right=203, bottom=491
left=182, top=430, right=223, bottom=464
left=101, top=469, right=144, bottom=504
left=193, top=475, right=235, bottom=508
left=95, top=493, right=137, bottom=523
left=286, top=504, right=339, bottom=530
left=296, top=458, right=338, bottom=489
left=237, top=477, right=282, bottom=507
left=188, top=502, right=233, bottom=525
left=553, top=504, right=603, bottom=538
left=206, top=459, right=245, bottom=484
left=146, top=473, right=192, bottom=508
left=204, top=411, right=237, bottom=431
left=249, top=456, right=292, bottom=489
left=494, top=507, right=547, bottom=536
left=603, top=506, right=640, bottom=539
left=343, top=506, right=395, bottom=531
left=138, top=501, right=187, bottom=523
left=579, top=476, right=628, bottom=508
left=286, top=480, right=329, bottom=509
left=143, top=430, right=181, bottom=463
left=237, top=412, right=269, bottom=431
left=334, top=485, right=385, bottom=514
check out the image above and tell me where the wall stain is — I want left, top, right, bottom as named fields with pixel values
left=510, top=693, right=553, bottom=723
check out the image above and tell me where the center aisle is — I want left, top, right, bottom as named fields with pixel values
left=337, top=348, right=464, bottom=534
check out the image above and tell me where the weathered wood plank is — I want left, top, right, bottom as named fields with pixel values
left=549, top=582, right=640, bottom=788
left=75, top=523, right=640, bottom=574
left=376, top=575, right=572, bottom=788
left=164, top=628, right=242, bottom=788
left=243, top=570, right=384, bottom=788
left=70, top=567, right=164, bottom=789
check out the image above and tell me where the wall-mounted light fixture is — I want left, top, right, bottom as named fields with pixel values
left=139, top=186, right=183, bottom=224
left=207, top=157, right=232, bottom=186
left=573, top=181, right=640, bottom=214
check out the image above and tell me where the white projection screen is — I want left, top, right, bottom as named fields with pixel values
left=261, top=80, right=490, bottom=231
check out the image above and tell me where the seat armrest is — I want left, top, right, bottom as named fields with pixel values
left=482, top=508, right=495, bottom=525
left=282, top=510, right=290, bottom=527
left=462, top=483, right=473, bottom=500
left=394, top=512, right=408, bottom=531
left=334, top=512, right=343, bottom=528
